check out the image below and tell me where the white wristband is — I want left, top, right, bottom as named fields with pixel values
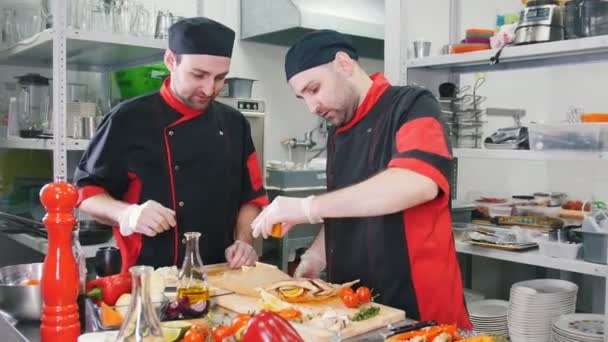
left=301, top=195, right=323, bottom=224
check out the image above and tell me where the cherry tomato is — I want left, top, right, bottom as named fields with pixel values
left=339, top=287, right=354, bottom=299
left=230, top=313, right=252, bottom=334
left=184, top=327, right=204, bottom=342
left=193, top=323, right=209, bottom=340
left=212, top=325, right=233, bottom=342
left=356, top=286, right=372, bottom=303
left=341, top=293, right=360, bottom=308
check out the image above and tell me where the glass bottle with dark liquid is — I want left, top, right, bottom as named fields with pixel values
left=176, top=232, right=210, bottom=303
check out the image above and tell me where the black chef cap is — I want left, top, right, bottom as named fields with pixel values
left=285, top=30, right=358, bottom=81
left=169, top=17, right=235, bottom=57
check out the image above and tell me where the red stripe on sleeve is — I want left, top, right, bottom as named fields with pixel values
left=388, top=158, right=450, bottom=207
left=395, top=117, right=452, bottom=158
left=247, top=152, right=264, bottom=191
left=77, top=185, right=107, bottom=206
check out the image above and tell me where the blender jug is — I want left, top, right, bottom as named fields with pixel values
left=16, top=73, right=50, bottom=138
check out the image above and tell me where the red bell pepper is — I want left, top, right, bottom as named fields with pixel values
left=86, top=272, right=132, bottom=306
left=242, top=310, right=304, bottom=342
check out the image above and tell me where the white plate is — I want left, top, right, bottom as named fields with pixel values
left=78, top=331, right=118, bottom=342
left=553, top=314, right=604, bottom=339
left=512, top=279, right=578, bottom=295
left=468, top=299, right=509, bottom=318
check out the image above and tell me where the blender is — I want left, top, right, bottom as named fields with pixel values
left=16, top=73, right=50, bottom=138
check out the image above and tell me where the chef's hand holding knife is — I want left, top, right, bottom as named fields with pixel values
left=118, top=200, right=176, bottom=237
left=251, top=195, right=323, bottom=239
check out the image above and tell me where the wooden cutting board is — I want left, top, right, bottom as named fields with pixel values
left=215, top=294, right=405, bottom=341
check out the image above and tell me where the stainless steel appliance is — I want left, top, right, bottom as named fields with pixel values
left=215, top=97, right=265, bottom=172
left=565, top=0, right=608, bottom=39
left=15, top=74, right=50, bottom=138
left=514, top=0, right=565, bottom=45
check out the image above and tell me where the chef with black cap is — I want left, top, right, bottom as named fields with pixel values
left=251, top=30, right=472, bottom=328
left=75, top=17, right=268, bottom=271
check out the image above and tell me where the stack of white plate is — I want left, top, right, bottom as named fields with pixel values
left=552, top=314, right=604, bottom=342
left=508, top=279, right=578, bottom=342
left=468, top=299, right=509, bottom=337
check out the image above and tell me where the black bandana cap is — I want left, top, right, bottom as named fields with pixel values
left=285, top=29, right=358, bottom=81
left=169, top=17, right=235, bottom=57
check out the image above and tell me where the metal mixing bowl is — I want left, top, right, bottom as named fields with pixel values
left=0, top=263, right=43, bottom=321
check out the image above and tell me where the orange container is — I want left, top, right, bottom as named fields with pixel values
left=451, top=44, right=491, bottom=54
left=581, top=113, right=608, bottom=123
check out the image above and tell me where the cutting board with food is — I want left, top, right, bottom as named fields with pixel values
left=206, top=263, right=406, bottom=341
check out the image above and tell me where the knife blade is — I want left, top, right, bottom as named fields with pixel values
left=382, top=320, right=438, bottom=338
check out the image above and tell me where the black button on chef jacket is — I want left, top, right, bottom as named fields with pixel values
left=325, top=73, right=471, bottom=328
left=74, top=77, right=268, bottom=271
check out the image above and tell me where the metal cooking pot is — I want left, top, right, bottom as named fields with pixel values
left=0, top=263, right=43, bottom=321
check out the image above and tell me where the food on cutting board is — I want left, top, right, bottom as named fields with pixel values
left=207, top=262, right=292, bottom=297
left=262, top=278, right=359, bottom=303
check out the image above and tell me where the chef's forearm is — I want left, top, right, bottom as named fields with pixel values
left=80, top=193, right=131, bottom=226
left=306, top=227, right=326, bottom=259
left=235, top=204, right=261, bottom=244
left=311, top=168, right=438, bottom=219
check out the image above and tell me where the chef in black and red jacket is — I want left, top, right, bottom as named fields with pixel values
left=75, top=17, right=268, bottom=272
left=252, top=30, right=471, bottom=328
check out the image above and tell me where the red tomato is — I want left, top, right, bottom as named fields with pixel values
left=230, top=313, right=252, bottom=334
left=184, top=327, right=204, bottom=342
left=339, top=287, right=354, bottom=299
left=356, top=286, right=372, bottom=303
left=212, top=325, right=233, bottom=342
left=341, top=293, right=360, bottom=308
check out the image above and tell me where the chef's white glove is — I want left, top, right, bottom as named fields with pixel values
left=225, top=240, right=258, bottom=268
left=118, top=200, right=176, bottom=237
left=294, top=249, right=326, bottom=279
left=251, top=196, right=323, bottom=239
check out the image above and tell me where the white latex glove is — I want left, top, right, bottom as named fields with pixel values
left=117, top=200, right=176, bottom=237
left=251, top=196, right=323, bottom=239
left=225, top=240, right=258, bottom=268
left=294, top=249, right=326, bottom=279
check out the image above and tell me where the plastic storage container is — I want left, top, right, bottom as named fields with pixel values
left=528, top=123, right=608, bottom=151
left=576, top=229, right=608, bottom=264
left=538, top=240, right=582, bottom=259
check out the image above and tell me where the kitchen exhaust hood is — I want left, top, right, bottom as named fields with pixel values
left=241, top=0, right=384, bottom=59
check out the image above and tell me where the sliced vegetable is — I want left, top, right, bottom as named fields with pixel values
left=185, top=299, right=210, bottom=319
left=277, top=308, right=302, bottom=321
left=86, top=272, right=132, bottom=306
left=241, top=310, right=304, bottom=342
left=161, top=321, right=193, bottom=340
left=100, top=301, right=123, bottom=326
left=351, top=306, right=380, bottom=321
left=114, top=293, right=131, bottom=318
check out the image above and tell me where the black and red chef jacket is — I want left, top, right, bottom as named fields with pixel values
left=325, top=73, right=471, bottom=328
left=74, top=77, right=268, bottom=271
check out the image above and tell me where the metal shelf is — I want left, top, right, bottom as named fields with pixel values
left=406, top=34, right=608, bottom=72
left=0, top=137, right=90, bottom=151
left=453, top=148, right=608, bottom=161
left=6, top=233, right=115, bottom=259
left=455, top=240, right=608, bottom=278
left=0, top=29, right=166, bottom=71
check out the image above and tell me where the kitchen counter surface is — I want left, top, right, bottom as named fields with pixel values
left=3, top=232, right=115, bottom=259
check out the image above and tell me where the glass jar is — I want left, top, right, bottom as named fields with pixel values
left=116, top=266, right=164, bottom=342
left=176, top=232, right=210, bottom=303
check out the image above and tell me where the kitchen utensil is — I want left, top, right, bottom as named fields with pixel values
left=94, top=246, right=122, bottom=277
left=412, top=39, right=431, bottom=58
left=451, top=43, right=490, bottom=54
left=81, top=116, right=97, bottom=139
left=514, top=0, right=565, bottom=45
left=154, top=10, right=172, bottom=39
left=383, top=320, right=438, bottom=338
left=438, top=82, right=457, bottom=98
left=15, top=73, right=51, bottom=138
left=0, top=263, right=43, bottom=320
left=1, top=8, right=18, bottom=47
left=66, top=83, right=88, bottom=102
left=552, top=314, right=604, bottom=342
left=565, top=0, right=608, bottom=39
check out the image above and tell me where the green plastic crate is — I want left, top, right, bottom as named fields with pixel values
left=113, top=63, right=170, bottom=99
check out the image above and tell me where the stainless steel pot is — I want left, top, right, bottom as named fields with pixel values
left=0, top=263, right=43, bottom=321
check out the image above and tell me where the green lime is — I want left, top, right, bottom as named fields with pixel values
left=161, top=321, right=192, bottom=341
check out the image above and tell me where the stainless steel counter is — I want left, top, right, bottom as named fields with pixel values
left=3, top=233, right=115, bottom=259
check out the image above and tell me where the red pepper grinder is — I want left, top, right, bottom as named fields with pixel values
left=39, top=181, right=80, bottom=342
